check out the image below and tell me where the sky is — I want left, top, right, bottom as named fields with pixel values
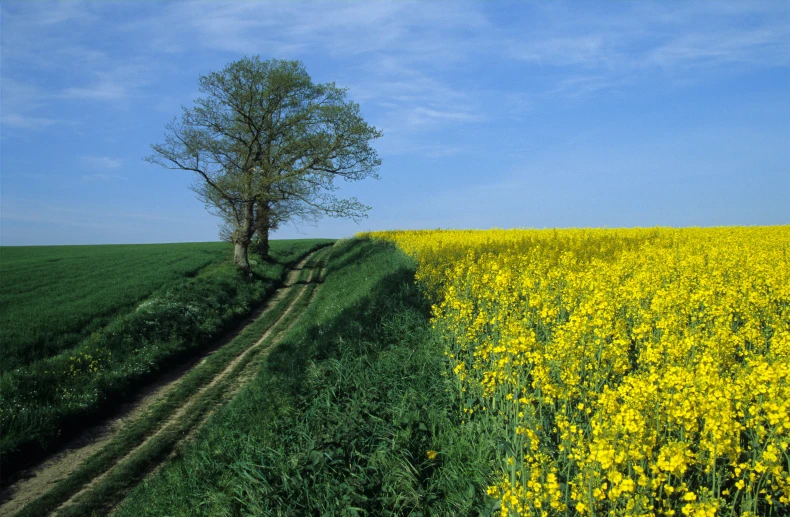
left=1, top=1, right=789, bottom=246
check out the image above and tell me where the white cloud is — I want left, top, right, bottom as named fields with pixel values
left=2, top=0, right=788, bottom=143
left=0, top=78, right=78, bottom=132
left=547, top=75, right=628, bottom=100
left=509, top=35, right=616, bottom=68
left=0, top=2, right=105, bottom=70
left=120, top=1, right=491, bottom=143
left=63, top=79, right=128, bottom=101
left=644, top=26, right=790, bottom=69
left=379, top=141, right=464, bottom=158
left=0, top=198, right=193, bottom=239
left=82, top=156, right=122, bottom=169
left=0, top=1, right=158, bottom=133
left=20, top=1, right=98, bottom=27
left=4, top=172, right=56, bottom=180
left=497, top=2, right=790, bottom=97
left=406, top=107, right=485, bottom=126
left=144, top=1, right=789, bottom=118
left=162, top=1, right=487, bottom=62
left=80, top=173, right=126, bottom=181
left=1, top=113, right=60, bottom=129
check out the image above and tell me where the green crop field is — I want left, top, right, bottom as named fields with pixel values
left=0, top=239, right=332, bottom=470
left=0, top=242, right=229, bottom=373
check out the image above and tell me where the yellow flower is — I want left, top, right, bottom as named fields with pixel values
left=363, top=226, right=790, bottom=516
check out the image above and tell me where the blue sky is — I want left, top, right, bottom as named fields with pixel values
left=1, top=1, right=788, bottom=245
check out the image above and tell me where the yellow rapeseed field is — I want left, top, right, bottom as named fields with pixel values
left=361, top=227, right=790, bottom=517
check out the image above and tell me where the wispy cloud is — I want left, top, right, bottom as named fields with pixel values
left=548, top=75, right=628, bottom=100
left=6, top=0, right=785, bottom=140
left=3, top=172, right=56, bottom=180
left=16, top=1, right=99, bottom=27
left=406, top=107, right=485, bottom=127
left=139, top=1, right=789, bottom=121
left=82, top=156, right=122, bottom=169
left=379, top=140, right=465, bottom=158
left=160, top=1, right=488, bottom=62
left=115, top=1, right=491, bottom=143
left=644, top=26, right=790, bottom=70
left=508, top=34, right=618, bottom=68
left=1, top=2, right=158, bottom=135
left=0, top=78, right=76, bottom=132
left=504, top=2, right=790, bottom=93
left=1, top=113, right=61, bottom=130
left=0, top=198, right=114, bottom=230
left=64, top=76, right=128, bottom=101
left=1, top=1, right=787, bottom=244
left=0, top=198, right=192, bottom=238
left=81, top=173, right=126, bottom=181
left=1, top=197, right=197, bottom=228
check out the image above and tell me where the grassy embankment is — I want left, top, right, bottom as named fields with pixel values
left=0, top=239, right=332, bottom=477
left=115, top=238, right=500, bottom=517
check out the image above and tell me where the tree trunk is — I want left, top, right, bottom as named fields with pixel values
left=233, top=240, right=250, bottom=273
left=254, top=199, right=271, bottom=259
left=258, top=229, right=269, bottom=258
left=232, top=201, right=255, bottom=273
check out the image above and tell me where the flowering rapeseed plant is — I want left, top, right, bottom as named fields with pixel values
left=362, top=227, right=790, bottom=517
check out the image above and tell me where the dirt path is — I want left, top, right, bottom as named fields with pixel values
left=57, top=255, right=326, bottom=515
left=0, top=248, right=330, bottom=517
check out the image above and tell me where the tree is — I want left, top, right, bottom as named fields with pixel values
left=146, top=56, right=381, bottom=272
left=216, top=195, right=320, bottom=259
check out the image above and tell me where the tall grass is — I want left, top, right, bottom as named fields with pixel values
left=116, top=239, right=499, bottom=516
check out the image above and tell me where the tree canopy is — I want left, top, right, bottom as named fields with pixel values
left=146, top=56, right=381, bottom=271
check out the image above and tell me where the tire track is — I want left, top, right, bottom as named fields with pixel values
left=151, top=246, right=332, bottom=471
left=0, top=246, right=332, bottom=517
left=54, top=247, right=332, bottom=516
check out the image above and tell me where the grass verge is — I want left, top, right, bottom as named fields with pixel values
left=115, top=239, right=499, bottom=517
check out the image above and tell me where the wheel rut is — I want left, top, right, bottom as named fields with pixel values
left=0, top=246, right=333, bottom=517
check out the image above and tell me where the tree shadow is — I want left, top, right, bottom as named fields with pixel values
left=262, top=248, right=428, bottom=403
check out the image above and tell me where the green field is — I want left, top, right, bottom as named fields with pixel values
left=0, top=239, right=332, bottom=470
left=0, top=242, right=229, bottom=373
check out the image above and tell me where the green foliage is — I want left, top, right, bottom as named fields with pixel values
left=0, top=242, right=229, bottom=373
left=116, top=239, right=498, bottom=516
left=147, top=56, right=382, bottom=271
left=0, top=239, right=332, bottom=473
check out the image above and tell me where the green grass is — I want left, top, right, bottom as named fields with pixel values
left=0, top=242, right=228, bottom=373
left=0, top=239, right=332, bottom=477
left=115, top=239, right=499, bottom=516
left=12, top=246, right=336, bottom=517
